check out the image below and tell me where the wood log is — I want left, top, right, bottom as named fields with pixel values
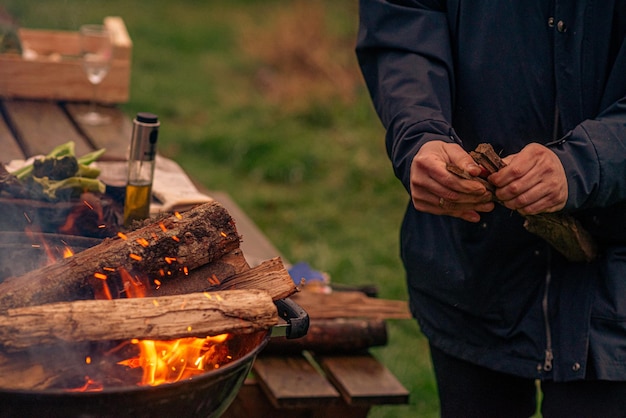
left=147, top=248, right=250, bottom=296
left=0, top=289, right=277, bottom=350
left=448, top=143, right=598, bottom=262
left=290, top=291, right=412, bottom=320
left=263, top=318, right=388, bottom=355
left=215, top=257, right=298, bottom=300
left=151, top=256, right=297, bottom=301
left=0, top=200, right=241, bottom=312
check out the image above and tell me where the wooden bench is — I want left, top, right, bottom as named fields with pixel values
left=213, top=189, right=409, bottom=417
left=227, top=352, right=408, bottom=417
left=0, top=98, right=410, bottom=417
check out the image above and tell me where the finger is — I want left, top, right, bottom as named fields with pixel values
left=495, top=175, right=538, bottom=205
left=512, top=190, right=567, bottom=215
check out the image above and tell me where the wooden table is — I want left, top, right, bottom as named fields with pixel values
left=0, top=98, right=410, bottom=417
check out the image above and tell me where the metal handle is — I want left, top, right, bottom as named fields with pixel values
left=272, top=298, right=309, bottom=339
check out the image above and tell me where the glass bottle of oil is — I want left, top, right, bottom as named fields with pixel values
left=124, top=112, right=159, bottom=227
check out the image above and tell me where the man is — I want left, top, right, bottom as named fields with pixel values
left=356, top=1, right=626, bottom=416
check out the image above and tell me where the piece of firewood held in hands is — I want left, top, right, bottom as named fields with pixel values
left=445, top=143, right=597, bottom=262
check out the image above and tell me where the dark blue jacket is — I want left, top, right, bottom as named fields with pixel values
left=356, top=0, right=626, bottom=382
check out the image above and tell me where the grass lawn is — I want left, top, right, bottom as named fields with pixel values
left=3, top=1, right=439, bottom=416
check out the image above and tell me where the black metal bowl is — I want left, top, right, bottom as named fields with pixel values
left=0, top=330, right=270, bottom=418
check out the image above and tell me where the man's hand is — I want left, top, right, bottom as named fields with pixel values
left=410, top=141, right=495, bottom=222
left=488, top=143, right=568, bottom=215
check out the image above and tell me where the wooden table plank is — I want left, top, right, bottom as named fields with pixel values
left=317, top=354, right=410, bottom=406
left=64, top=103, right=132, bottom=161
left=0, top=107, right=24, bottom=163
left=252, top=355, right=340, bottom=408
left=2, top=100, right=91, bottom=157
left=222, top=378, right=370, bottom=418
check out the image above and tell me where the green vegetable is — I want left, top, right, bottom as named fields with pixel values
left=9, top=141, right=107, bottom=201
left=76, top=164, right=101, bottom=178
left=31, top=176, right=106, bottom=201
left=77, top=148, right=106, bottom=166
left=13, top=141, right=78, bottom=180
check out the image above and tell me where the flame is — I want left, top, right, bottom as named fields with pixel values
left=118, top=334, right=230, bottom=386
left=19, top=202, right=238, bottom=391
left=58, top=196, right=105, bottom=236
left=26, top=214, right=234, bottom=391
left=86, top=241, right=234, bottom=388
left=25, top=227, right=59, bottom=262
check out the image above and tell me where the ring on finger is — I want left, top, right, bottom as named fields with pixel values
left=438, top=197, right=445, bottom=208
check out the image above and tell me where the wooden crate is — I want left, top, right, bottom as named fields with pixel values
left=0, top=17, right=131, bottom=103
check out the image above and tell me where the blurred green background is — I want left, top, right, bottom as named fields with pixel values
left=2, top=1, right=437, bottom=416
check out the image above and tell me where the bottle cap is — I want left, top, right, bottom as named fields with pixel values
left=136, top=112, right=159, bottom=124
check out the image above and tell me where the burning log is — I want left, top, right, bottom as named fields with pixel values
left=0, top=289, right=277, bottom=351
left=0, top=201, right=241, bottom=311
left=152, top=255, right=297, bottom=301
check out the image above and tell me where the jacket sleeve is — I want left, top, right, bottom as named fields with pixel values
left=355, top=0, right=457, bottom=192
left=550, top=42, right=626, bottom=212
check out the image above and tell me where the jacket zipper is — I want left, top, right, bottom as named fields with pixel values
left=542, top=263, right=553, bottom=372
left=542, top=103, right=559, bottom=373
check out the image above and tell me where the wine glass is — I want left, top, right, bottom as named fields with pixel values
left=78, top=24, right=113, bottom=126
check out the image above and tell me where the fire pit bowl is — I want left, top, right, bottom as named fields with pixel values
left=0, top=330, right=269, bottom=418
left=0, top=299, right=308, bottom=418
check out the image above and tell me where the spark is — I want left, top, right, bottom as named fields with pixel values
left=130, top=253, right=143, bottom=261
left=63, top=247, right=74, bottom=258
left=117, top=232, right=128, bottom=240
left=94, top=272, right=108, bottom=280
